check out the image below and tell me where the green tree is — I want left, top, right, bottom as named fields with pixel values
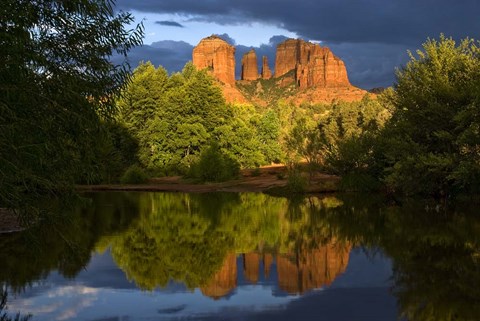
left=379, top=35, right=480, bottom=196
left=189, top=142, right=240, bottom=182
left=118, top=63, right=229, bottom=174
left=118, top=62, right=169, bottom=132
left=258, top=109, right=283, bottom=163
left=0, top=0, right=143, bottom=211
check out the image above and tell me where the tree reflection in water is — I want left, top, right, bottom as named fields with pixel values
left=0, top=192, right=479, bottom=321
left=314, top=195, right=480, bottom=321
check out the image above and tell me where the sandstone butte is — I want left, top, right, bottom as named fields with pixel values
left=261, top=56, right=272, bottom=79
left=199, top=239, right=352, bottom=299
left=241, top=49, right=259, bottom=81
left=275, top=38, right=350, bottom=88
left=192, top=35, right=246, bottom=103
left=192, top=35, right=368, bottom=104
left=192, top=35, right=236, bottom=85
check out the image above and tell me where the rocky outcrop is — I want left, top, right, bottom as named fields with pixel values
left=276, top=242, right=351, bottom=294
left=192, top=35, right=236, bottom=85
left=261, top=56, right=272, bottom=79
left=241, top=49, right=259, bottom=81
left=201, top=253, right=237, bottom=299
left=243, top=253, right=261, bottom=284
left=274, top=39, right=351, bottom=89
left=198, top=240, right=351, bottom=299
left=191, top=35, right=367, bottom=105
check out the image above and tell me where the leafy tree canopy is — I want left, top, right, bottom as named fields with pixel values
left=0, top=0, right=143, bottom=210
left=380, top=35, right=480, bottom=195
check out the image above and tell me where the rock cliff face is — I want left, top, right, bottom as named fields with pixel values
left=274, top=39, right=351, bottom=89
left=276, top=242, right=351, bottom=294
left=241, top=49, right=259, bottom=81
left=200, top=253, right=237, bottom=299
left=192, top=35, right=236, bottom=85
left=198, top=240, right=351, bottom=299
left=261, top=56, right=272, bottom=79
left=191, top=35, right=367, bottom=105
left=243, top=253, right=261, bottom=284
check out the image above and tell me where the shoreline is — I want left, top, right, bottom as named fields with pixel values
left=76, top=167, right=340, bottom=194
left=1, top=167, right=340, bottom=233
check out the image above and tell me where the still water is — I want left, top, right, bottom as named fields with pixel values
left=1, top=192, right=479, bottom=321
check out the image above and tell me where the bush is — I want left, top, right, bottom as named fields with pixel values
left=286, top=166, right=307, bottom=193
left=120, top=165, right=148, bottom=184
left=339, top=173, right=381, bottom=192
left=189, top=143, right=240, bottom=182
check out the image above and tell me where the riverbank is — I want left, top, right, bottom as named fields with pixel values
left=1, top=166, right=340, bottom=233
left=77, top=166, right=340, bottom=194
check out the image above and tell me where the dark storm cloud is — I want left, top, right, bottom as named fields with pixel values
left=216, top=33, right=236, bottom=45
left=115, top=0, right=480, bottom=88
left=116, top=0, right=480, bottom=46
left=155, top=20, right=185, bottom=28
left=111, top=40, right=194, bottom=73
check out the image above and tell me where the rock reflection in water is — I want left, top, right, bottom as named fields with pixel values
left=201, top=240, right=351, bottom=299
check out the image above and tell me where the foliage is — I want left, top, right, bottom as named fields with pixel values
left=120, top=165, right=148, bottom=184
left=286, top=117, right=324, bottom=169
left=0, top=192, right=140, bottom=292
left=118, top=62, right=227, bottom=174
left=99, top=121, right=140, bottom=183
left=312, top=194, right=480, bottom=321
left=236, top=70, right=297, bottom=105
left=0, top=0, right=143, bottom=210
left=378, top=35, right=480, bottom=196
left=189, top=143, right=240, bottom=182
left=285, top=95, right=391, bottom=190
left=286, top=164, right=307, bottom=193
left=118, top=66, right=285, bottom=173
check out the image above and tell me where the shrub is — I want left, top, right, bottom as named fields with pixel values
left=189, top=143, right=240, bottom=182
left=120, top=165, right=148, bottom=184
left=286, top=166, right=307, bottom=193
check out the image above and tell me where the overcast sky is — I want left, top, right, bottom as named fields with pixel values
left=114, top=0, right=480, bottom=89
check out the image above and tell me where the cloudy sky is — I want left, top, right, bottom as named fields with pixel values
left=114, top=0, right=480, bottom=89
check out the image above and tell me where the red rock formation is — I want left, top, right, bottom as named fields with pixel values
left=263, top=253, right=274, bottom=278
left=275, top=39, right=300, bottom=79
left=274, top=39, right=351, bottom=89
left=201, top=253, right=237, bottom=299
left=261, top=56, right=272, bottom=79
left=243, top=253, right=260, bottom=284
left=241, top=49, right=259, bottom=81
left=192, top=35, right=236, bottom=85
left=276, top=241, right=351, bottom=294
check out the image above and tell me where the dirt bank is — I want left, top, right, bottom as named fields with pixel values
left=76, top=166, right=340, bottom=194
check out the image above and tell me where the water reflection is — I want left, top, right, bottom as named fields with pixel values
left=1, top=192, right=479, bottom=321
left=100, top=193, right=352, bottom=295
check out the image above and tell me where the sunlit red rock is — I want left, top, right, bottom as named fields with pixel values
left=192, top=35, right=236, bottom=85
left=261, top=56, right=272, bottom=80
left=241, top=49, right=259, bottom=81
left=243, top=253, right=261, bottom=284
left=274, top=39, right=350, bottom=88
left=263, top=253, right=274, bottom=278
left=201, top=253, right=237, bottom=299
left=191, top=35, right=367, bottom=105
left=276, top=241, right=352, bottom=294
